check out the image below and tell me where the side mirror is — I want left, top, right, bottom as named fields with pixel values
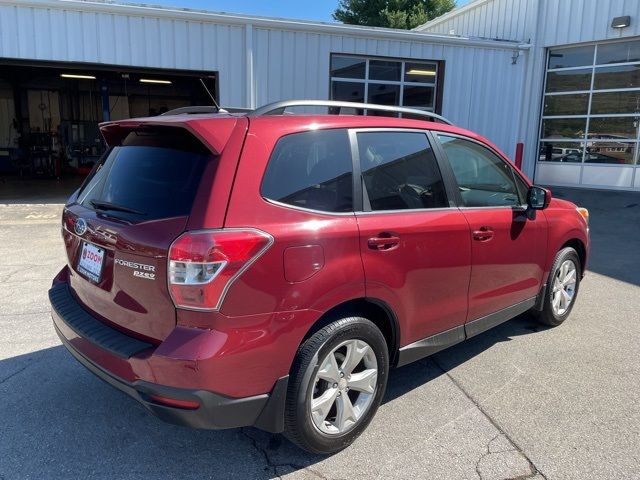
left=527, top=185, right=551, bottom=210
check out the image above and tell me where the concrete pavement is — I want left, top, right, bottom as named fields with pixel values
left=0, top=186, right=638, bottom=479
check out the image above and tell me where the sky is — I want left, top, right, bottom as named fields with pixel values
left=118, top=0, right=472, bottom=23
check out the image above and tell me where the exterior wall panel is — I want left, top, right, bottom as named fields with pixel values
left=420, top=0, right=640, bottom=189
left=0, top=3, right=247, bottom=107
left=253, top=27, right=524, bottom=158
left=417, top=0, right=537, bottom=41
left=0, top=0, right=525, bottom=159
left=581, top=166, right=634, bottom=189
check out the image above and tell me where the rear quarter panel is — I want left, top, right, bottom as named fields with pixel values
left=221, top=117, right=366, bottom=318
left=205, top=118, right=366, bottom=392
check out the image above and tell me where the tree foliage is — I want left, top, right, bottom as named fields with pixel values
left=333, top=0, right=456, bottom=30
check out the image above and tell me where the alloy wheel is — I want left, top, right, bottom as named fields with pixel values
left=552, top=259, right=577, bottom=316
left=309, top=339, right=378, bottom=435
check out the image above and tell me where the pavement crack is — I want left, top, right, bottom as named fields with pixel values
left=240, top=428, right=329, bottom=480
left=475, top=433, right=500, bottom=480
left=430, top=358, right=548, bottom=480
left=0, top=363, right=32, bottom=385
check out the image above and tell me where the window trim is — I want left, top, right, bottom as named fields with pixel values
left=261, top=197, right=357, bottom=216
left=259, top=127, right=357, bottom=215
left=432, top=131, right=530, bottom=210
left=259, top=127, right=532, bottom=216
left=329, top=53, right=444, bottom=114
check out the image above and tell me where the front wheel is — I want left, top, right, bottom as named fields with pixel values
left=284, top=316, right=389, bottom=454
left=536, top=247, right=581, bottom=327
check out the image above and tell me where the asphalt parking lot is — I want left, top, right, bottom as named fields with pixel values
left=1, top=183, right=639, bottom=480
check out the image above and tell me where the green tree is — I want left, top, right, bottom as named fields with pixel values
left=333, top=0, right=456, bottom=30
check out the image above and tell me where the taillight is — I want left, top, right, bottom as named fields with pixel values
left=63, top=210, right=76, bottom=232
left=168, top=229, right=273, bottom=311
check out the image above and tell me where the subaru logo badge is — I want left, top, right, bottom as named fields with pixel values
left=74, top=218, right=88, bottom=236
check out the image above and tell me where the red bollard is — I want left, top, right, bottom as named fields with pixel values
left=515, top=142, right=524, bottom=170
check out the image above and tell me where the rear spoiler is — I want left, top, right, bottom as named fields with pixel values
left=160, top=106, right=252, bottom=115
left=99, top=117, right=245, bottom=155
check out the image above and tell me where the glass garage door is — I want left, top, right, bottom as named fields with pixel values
left=536, top=38, right=640, bottom=190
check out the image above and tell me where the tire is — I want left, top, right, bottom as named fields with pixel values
left=284, top=316, right=389, bottom=454
left=536, top=247, right=581, bottom=327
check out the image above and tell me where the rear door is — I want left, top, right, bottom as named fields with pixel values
left=353, top=129, right=471, bottom=346
left=435, top=134, right=546, bottom=322
left=62, top=126, right=220, bottom=342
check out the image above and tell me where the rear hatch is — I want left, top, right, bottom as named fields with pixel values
left=62, top=120, right=239, bottom=342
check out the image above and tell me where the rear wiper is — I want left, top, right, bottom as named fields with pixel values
left=90, top=200, right=146, bottom=216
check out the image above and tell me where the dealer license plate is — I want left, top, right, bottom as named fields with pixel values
left=77, top=242, right=105, bottom=283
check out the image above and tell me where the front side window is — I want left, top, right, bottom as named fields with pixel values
left=261, top=129, right=353, bottom=213
left=357, top=131, right=448, bottom=211
left=438, top=135, right=521, bottom=208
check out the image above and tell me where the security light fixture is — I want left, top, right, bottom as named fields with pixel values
left=60, top=74, right=96, bottom=80
left=611, top=16, right=631, bottom=29
left=139, top=78, right=172, bottom=84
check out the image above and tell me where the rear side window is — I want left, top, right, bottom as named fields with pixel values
left=438, top=135, right=520, bottom=208
left=261, top=129, right=353, bottom=212
left=357, top=131, right=448, bottom=211
left=78, top=128, right=209, bottom=221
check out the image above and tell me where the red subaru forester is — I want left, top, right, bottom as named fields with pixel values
left=50, top=101, right=589, bottom=454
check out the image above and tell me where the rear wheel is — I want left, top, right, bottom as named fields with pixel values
left=284, top=316, right=389, bottom=454
left=536, top=247, right=581, bottom=326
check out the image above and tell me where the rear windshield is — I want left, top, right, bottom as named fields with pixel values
left=77, top=128, right=210, bottom=222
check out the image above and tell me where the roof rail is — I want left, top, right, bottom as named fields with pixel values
left=159, top=106, right=253, bottom=116
left=249, top=100, right=453, bottom=125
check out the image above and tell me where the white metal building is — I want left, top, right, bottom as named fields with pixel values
left=418, top=0, right=640, bottom=190
left=0, top=0, right=638, bottom=191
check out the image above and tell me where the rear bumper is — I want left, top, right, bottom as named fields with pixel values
left=50, top=282, right=288, bottom=432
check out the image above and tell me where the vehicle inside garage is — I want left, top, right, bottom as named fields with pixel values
left=0, top=59, right=218, bottom=202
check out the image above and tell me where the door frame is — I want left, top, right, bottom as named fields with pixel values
left=346, top=127, right=463, bottom=212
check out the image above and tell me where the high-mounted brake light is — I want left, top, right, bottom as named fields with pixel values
left=168, top=229, right=273, bottom=311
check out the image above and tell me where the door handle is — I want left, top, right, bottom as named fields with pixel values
left=368, top=234, right=400, bottom=251
left=472, top=227, right=494, bottom=241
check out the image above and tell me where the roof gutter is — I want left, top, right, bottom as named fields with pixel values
left=2, top=0, right=529, bottom=51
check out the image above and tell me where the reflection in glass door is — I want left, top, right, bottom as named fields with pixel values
left=537, top=39, right=640, bottom=190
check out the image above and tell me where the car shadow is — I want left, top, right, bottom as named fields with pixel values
left=0, top=312, right=546, bottom=479
left=0, top=345, right=292, bottom=479
left=383, top=312, right=546, bottom=403
left=549, top=187, right=640, bottom=287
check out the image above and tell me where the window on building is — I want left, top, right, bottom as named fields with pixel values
left=330, top=54, right=440, bottom=113
left=357, top=131, right=448, bottom=211
left=540, top=40, right=640, bottom=166
left=261, top=129, right=353, bottom=213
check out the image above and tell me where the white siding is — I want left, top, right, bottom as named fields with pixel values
left=420, top=0, right=640, bottom=188
left=417, top=0, right=537, bottom=42
left=0, top=1, right=527, bottom=159
left=419, top=0, right=640, bottom=44
left=538, top=0, right=640, bottom=47
left=0, top=4, right=247, bottom=107
left=253, top=27, right=525, bottom=158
